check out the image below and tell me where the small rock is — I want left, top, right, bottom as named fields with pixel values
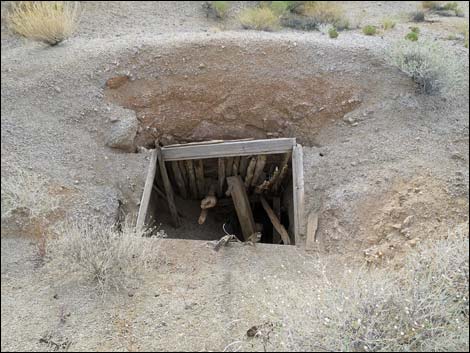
left=53, top=294, right=59, bottom=299
left=54, top=86, right=61, bottom=93
left=198, top=63, right=206, bottom=69
left=106, top=107, right=138, bottom=152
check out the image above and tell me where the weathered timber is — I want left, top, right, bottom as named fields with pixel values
left=171, top=161, right=188, bottom=199
left=161, top=138, right=296, bottom=161
left=239, top=156, right=249, bottom=178
left=260, top=196, right=290, bottom=245
left=226, top=176, right=256, bottom=241
left=251, top=155, right=267, bottom=186
left=225, top=157, right=234, bottom=177
left=244, top=157, right=257, bottom=187
left=194, top=160, right=206, bottom=198
left=306, top=211, right=319, bottom=250
left=157, top=147, right=180, bottom=227
left=292, top=144, right=305, bottom=245
left=217, top=158, right=225, bottom=197
left=185, top=160, right=198, bottom=199
left=232, top=156, right=240, bottom=176
left=136, top=148, right=158, bottom=229
left=273, top=151, right=291, bottom=192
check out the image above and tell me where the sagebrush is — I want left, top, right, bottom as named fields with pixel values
left=388, top=39, right=469, bottom=95
left=49, top=220, right=162, bottom=293
left=290, top=234, right=469, bottom=351
left=239, top=7, right=280, bottom=31
left=7, top=1, right=81, bottom=45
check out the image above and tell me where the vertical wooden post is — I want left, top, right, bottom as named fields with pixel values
left=225, top=157, right=234, bottom=177
left=194, top=159, right=206, bottom=198
left=226, top=176, right=256, bottom=241
left=185, top=160, right=198, bottom=199
left=136, top=148, right=158, bottom=230
left=171, top=161, right=188, bottom=199
left=217, top=158, right=225, bottom=198
left=156, top=147, right=180, bottom=228
left=292, top=144, right=304, bottom=246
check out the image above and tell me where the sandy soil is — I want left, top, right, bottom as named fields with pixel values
left=1, top=1, right=469, bottom=351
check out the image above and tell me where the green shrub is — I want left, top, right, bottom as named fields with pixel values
left=410, top=26, right=420, bottom=34
left=362, top=25, right=377, bottom=35
left=442, top=2, right=459, bottom=11
left=406, top=31, right=419, bottom=41
left=239, top=7, right=280, bottom=31
left=212, top=1, right=229, bottom=18
left=328, top=26, right=338, bottom=38
left=269, top=1, right=291, bottom=15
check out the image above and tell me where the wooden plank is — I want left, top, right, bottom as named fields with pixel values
left=171, top=161, right=188, bottom=199
left=232, top=156, right=240, bottom=176
left=260, top=196, right=290, bottom=245
left=217, top=158, right=225, bottom=197
left=225, top=157, right=234, bottom=177
left=136, top=149, right=158, bottom=229
left=306, top=211, right=319, bottom=250
left=178, top=160, right=189, bottom=187
left=163, top=138, right=255, bottom=148
left=292, top=144, right=305, bottom=245
left=272, top=197, right=281, bottom=244
left=194, top=160, right=206, bottom=198
left=161, top=138, right=296, bottom=161
left=157, top=147, right=180, bottom=228
left=251, top=155, right=267, bottom=186
left=244, top=156, right=257, bottom=187
left=239, top=156, right=249, bottom=178
left=185, top=160, right=198, bottom=199
left=226, top=176, right=256, bottom=241
left=272, top=151, right=291, bottom=192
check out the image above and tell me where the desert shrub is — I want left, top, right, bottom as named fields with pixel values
left=406, top=31, right=419, bottom=41
left=410, top=26, right=420, bottom=34
left=388, top=39, right=469, bottom=95
left=1, top=166, right=58, bottom=220
left=7, top=1, right=81, bottom=46
left=269, top=1, right=291, bottom=15
left=411, top=11, right=426, bottom=22
left=328, top=26, right=338, bottom=39
left=381, top=18, right=396, bottom=31
left=421, top=1, right=441, bottom=9
left=239, top=7, right=280, bottom=31
left=305, top=235, right=469, bottom=351
left=362, top=25, right=377, bottom=36
left=281, top=1, right=348, bottom=30
left=49, top=220, right=162, bottom=293
left=441, top=2, right=460, bottom=11
left=203, top=1, right=229, bottom=19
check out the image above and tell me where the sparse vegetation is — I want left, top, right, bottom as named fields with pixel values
left=411, top=10, right=426, bottom=22
left=7, top=1, right=81, bottom=46
left=49, top=220, right=162, bottom=293
left=203, top=1, right=230, bottom=19
left=388, top=39, right=469, bottom=95
left=304, top=235, right=469, bottom=351
left=421, top=1, right=464, bottom=17
left=328, top=26, right=338, bottom=39
left=421, top=1, right=441, bottom=10
left=362, top=25, right=377, bottom=36
left=239, top=6, right=280, bottom=31
left=410, top=26, right=421, bottom=34
left=280, top=1, right=349, bottom=31
left=381, top=18, right=396, bottom=31
left=406, top=31, right=419, bottom=41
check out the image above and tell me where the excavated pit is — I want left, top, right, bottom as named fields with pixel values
left=104, top=41, right=366, bottom=148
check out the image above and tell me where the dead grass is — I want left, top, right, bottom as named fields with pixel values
left=289, top=232, right=469, bottom=351
left=48, top=219, right=163, bottom=293
left=7, top=1, right=81, bottom=45
left=239, top=7, right=280, bottom=31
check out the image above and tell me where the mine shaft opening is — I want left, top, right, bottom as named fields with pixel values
left=137, top=138, right=304, bottom=246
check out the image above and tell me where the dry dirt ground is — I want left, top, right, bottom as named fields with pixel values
left=1, top=1, right=469, bottom=351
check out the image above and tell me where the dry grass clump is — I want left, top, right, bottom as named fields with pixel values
left=7, top=1, right=81, bottom=45
left=388, top=39, right=469, bottom=95
left=421, top=1, right=442, bottom=10
left=49, top=220, right=162, bottom=293
left=281, top=1, right=349, bottom=30
left=203, top=1, right=230, bottom=19
left=239, top=6, right=280, bottom=31
left=362, top=25, right=377, bottom=36
left=381, top=18, right=396, bottom=31
left=1, top=166, right=59, bottom=220
left=304, top=234, right=469, bottom=351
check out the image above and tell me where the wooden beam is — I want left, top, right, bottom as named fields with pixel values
left=156, top=147, right=180, bottom=228
left=272, top=197, right=281, bottom=244
left=292, top=144, right=305, bottom=245
left=260, top=196, right=290, bottom=245
left=184, top=160, right=198, bottom=199
left=226, top=176, right=256, bottom=241
left=161, top=138, right=296, bottom=161
left=194, top=160, right=206, bottom=198
left=225, top=157, right=234, bottom=177
left=244, top=156, right=257, bottom=187
left=217, top=158, right=225, bottom=197
left=251, top=155, right=267, bottom=186
left=171, top=161, right=188, bottom=199
left=239, top=156, right=249, bottom=178
left=272, top=151, right=291, bottom=192
left=232, top=156, right=240, bottom=176
left=306, top=211, right=319, bottom=250
left=136, top=148, right=158, bottom=229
